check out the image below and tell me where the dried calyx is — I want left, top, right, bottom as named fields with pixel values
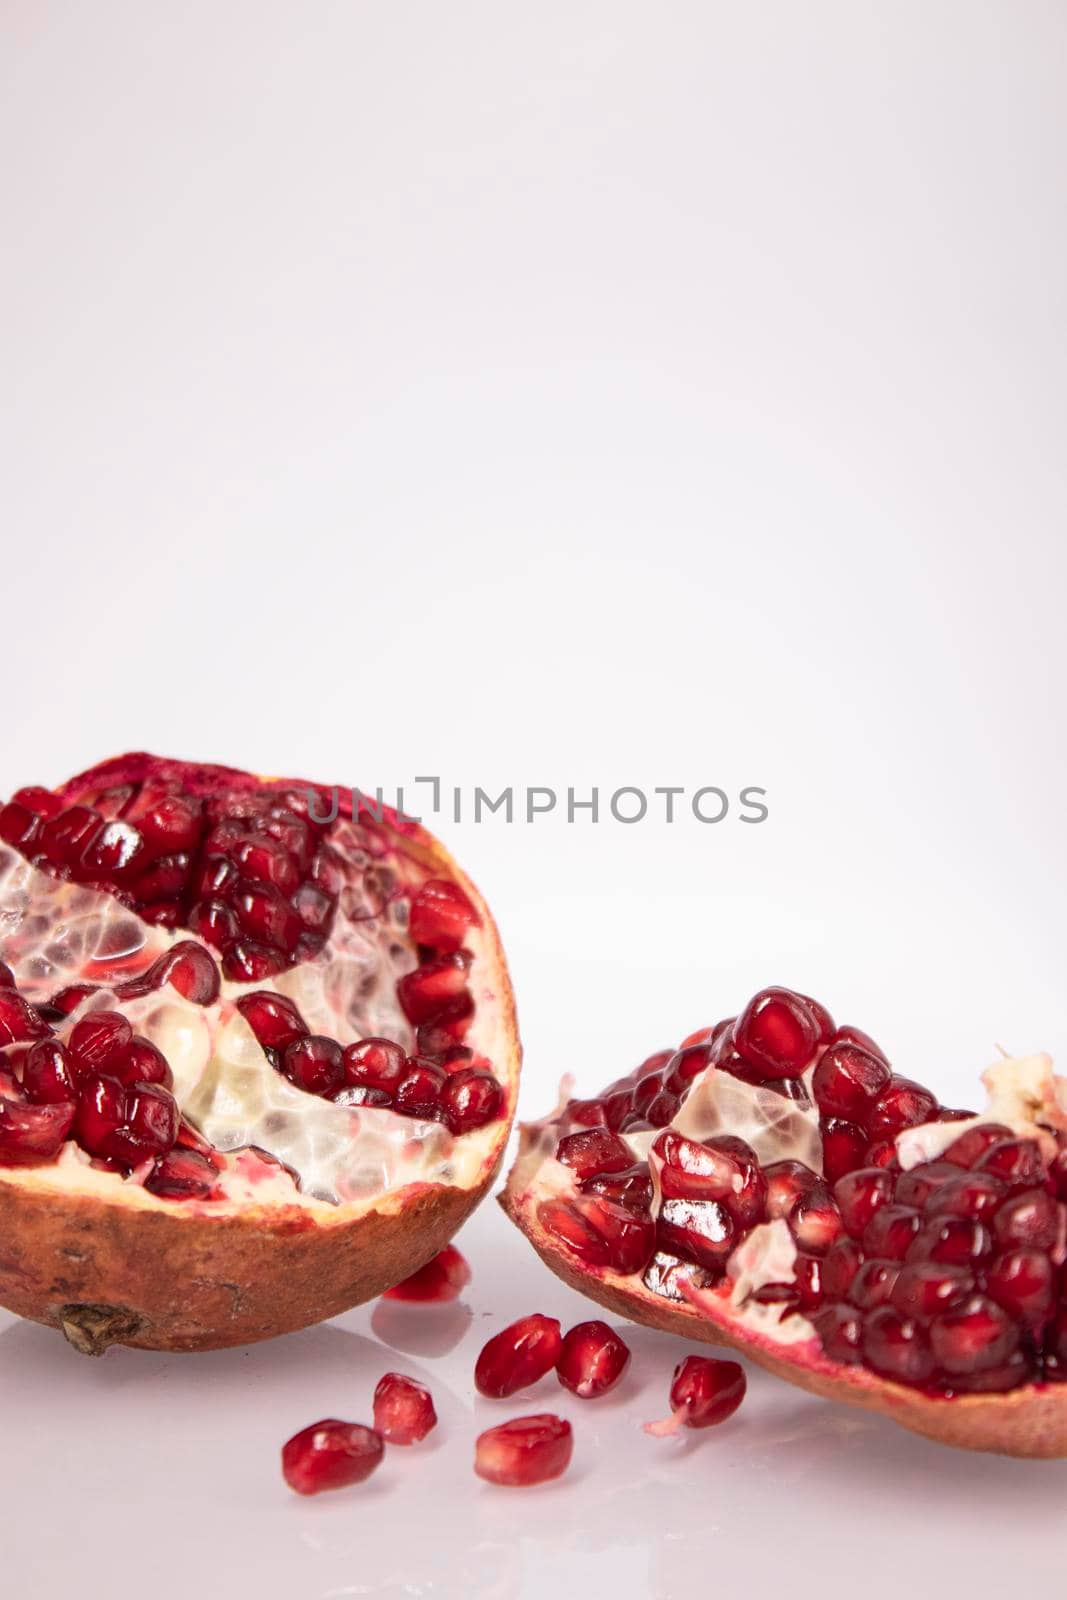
left=504, top=985, right=1067, bottom=1456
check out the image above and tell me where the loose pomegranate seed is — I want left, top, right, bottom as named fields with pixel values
left=372, top=1372, right=437, bottom=1444
left=645, top=1355, right=747, bottom=1435
left=556, top=1320, right=631, bottom=1398
left=281, top=1419, right=384, bottom=1495
left=21, top=1039, right=79, bottom=1104
left=475, top=1314, right=562, bottom=1398
left=0, top=1096, right=75, bottom=1164
left=556, top=1128, right=635, bottom=1180
left=69, top=1011, right=133, bottom=1073
left=440, top=1068, right=503, bottom=1134
left=144, top=1147, right=221, bottom=1200
left=281, top=1036, right=344, bottom=1096
left=397, top=951, right=471, bottom=1024
left=383, top=1244, right=471, bottom=1302
left=866, top=1077, right=938, bottom=1139
left=474, top=1414, right=572, bottom=1487
left=409, top=879, right=479, bottom=952
left=732, top=987, right=820, bottom=1079
left=812, top=1043, right=891, bottom=1122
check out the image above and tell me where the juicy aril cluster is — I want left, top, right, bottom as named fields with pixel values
left=0, top=753, right=518, bottom=1352
left=505, top=986, right=1067, bottom=1451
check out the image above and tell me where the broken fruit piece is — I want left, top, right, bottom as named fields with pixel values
left=503, top=984, right=1067, bottom=1457
left=0, top=753, right=518, bottom=1352
left=372, top=1372, right=437, bottom=1444
left=475, top=1313, right=563, bottom=1398
left=281, top=1419, right=384, bottom=1494
left=474, top=1413, right=573, bottom=1487
left=382, top=1244, right=472, bottom=1303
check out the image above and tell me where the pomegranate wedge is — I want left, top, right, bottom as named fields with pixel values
left=504, top=985, right=1067, bottom=1457
left=0, top=753, right=519, bottom=1352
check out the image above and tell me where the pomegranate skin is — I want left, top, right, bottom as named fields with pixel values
left=0, top=752, right=520, bottom=1353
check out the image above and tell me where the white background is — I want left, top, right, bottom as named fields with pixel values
left=2, top=2, right=1066, bottom=1594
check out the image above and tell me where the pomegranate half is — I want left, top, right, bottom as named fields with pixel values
left=0, top=753, right=519, bottom=1352
left=503, top=986, right=1067, bottom=1457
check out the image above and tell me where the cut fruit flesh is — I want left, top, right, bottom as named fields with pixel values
left=0, top=753, right=519, bottom=1351
left=503, top=985, right=1067, bottom=1457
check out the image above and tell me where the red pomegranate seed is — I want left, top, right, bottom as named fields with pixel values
left=0, top=1096, right=75, bottom=1165
left=281, top=1419, right=384, bottom=1495
left=890, top=1262, right=975, bottom=1320
left=657, top=1196, right=736, bottom=1271
left=343, top=1037, right=408, bottom=1092
left=796, top=993, right=836, bottom=1042
left=415, top=994, right=475, bottom=1055
left=474, top=1414, right=572, bottom=1487
left=661, top=1042, right=714, bottom=1096
left=40, top=805, right=104, bottom=866
left=975, top=1137, right=1046, bottom=1187
left=383, top=1244, right=471, bottom=1302
left=926, top=1171, right=1007, bottom=1220
left=556, top=1320, right=631, bottom=1398
left=862, top=1205, right=922, bottom=1262
left=582, top=1163, right=654, bottom=1211
left=21, top=1039, right=79, bottom=1104
left=833, top=1023, right=888, bottom=1061
left=812, top=1043, right=891, bottom=1122
left=222, top=939, right=288, bottom=982
left=645, top=1355, right=747, bottom=1435
left=862, top=1308, right=934, bottom=1383
left=940, top=1122, right=1014, bottom=1168
left=0, top=801, right=42, bottom=848
left=993, top=1188, right=1062, bottom=1250
left=137, top=794, right=203, bottom=854
left=820, top=1118, right=869, bottom=1184
left=475, top=1314, right=562, bottom=1398
left=372, top=1372, right=437, bottom=1444
left=985, top=1248, right=1055, bottom=1328
left=789, top=1183, right=844, bottom=1254
left=865, top=1139, right=899, bottom=1169
left=834, top=1167, right=894, bottom=1236
left=112, top=1037, right=172, bottom=1088
left=397, top=951, right=471, bottom=1024
left=394, top=1058, right=446, bottom=1118
left=850, top=1259, right=901, bottom=1310
left=409, top=879, right=479, bottom=952
left=763, top=1160, right=820, bottom=1218
left=440, top=1068, right=503, bottom=1134
left=232, top=835, right=298, bottom=893
left=866, top=1077, right=938, bottom=1139
left=235, top=991, right=309, bottom=1050
left=732, top=987, right=819, bottom=1079
left=930, top=1293, right=1019, bottom=1376
left=653, top=1132, right=766, bottom=1227
left=539, top=1194, right=657, bottom=1275
left=907, top=1216, right=994, bottom=1266
left=0, top=962, right=14, bottom=987
left=895, top=1161, right=960, bottom=1209
left=281, top=1035, right=344, bottom=1096
left=144, top=1147, right=221, bottom=1200
left=813, top=1304, right=863, bottom=1363
left=557, top=1128, right=635, bottom=1180
left=0, top=989, right=50, bottom=1046
left=69, top=1011, right=133, bottom=1073
left=821, top=1236, right=862, bottom=1298
left=74, top=1076, right=178, bottom=1163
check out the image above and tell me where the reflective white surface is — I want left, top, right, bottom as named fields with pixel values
left=2, top=1191, right=1064, bottom=1600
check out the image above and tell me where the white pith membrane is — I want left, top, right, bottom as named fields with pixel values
left=513, top=1047, right=1067, bottom=1359
left=0, top=838, right=508, bottom=1217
